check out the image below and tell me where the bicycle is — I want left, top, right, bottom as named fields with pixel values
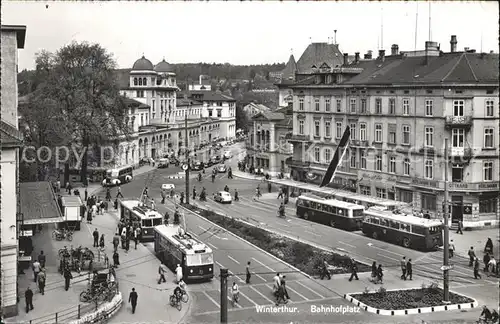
left=58, top=246, right=71, bottom=259
left=169, top=294, right=182, bottom=311
left=52, top=228, right=73, bottom=241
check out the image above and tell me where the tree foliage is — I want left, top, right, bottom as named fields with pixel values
left=20, top=42, right=130, bottom=184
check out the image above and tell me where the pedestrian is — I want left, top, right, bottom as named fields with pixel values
left=400, top=256, right=407, bottom=280
left=192, top=187, right=197, bottom=200
left=161, top=190, right=166, bottom=204
left=176, top=264, right=183, bottom=283
left=474, top=257, right=481, bottom=279
left=129, top=288, right=138, bottom=314
left=113, top=235, right=119, bottom=253
left=280, top=275, right=290, bottom=301
left=116, top=186, right=124, bottom=198
left=485, top=238, right=493, bottom=254
left=488, top=256, right=496, bottom=274
left=113, top=251, right=120, bottom=267
left=273, top=273, right=281, bottom=293
left=321, top=258, right=331, bottom=280
left=106, top=188, right=111, bottom=201
left=456, top=220, right=463, bottom=234
left=406, top=258, right=413, bottom=280
left=234, top=189, right=239, bottom=201
left=449, top=240, right=455, bottom=258
left=371, top=261, right=377, bottom=282
left=99, top=234, right=105, bottom=248
left=277, top=188, right=283, bottom=200
left=86, top=208, right=92, bottom=224
left=484, top=253, right=491, bottom=272
left=468, top=247, right=476, bottom=266
left=32, top=259, right=41, bottom=283
left=164, top=211, right=170, bottom=225
left=63, top=264, right=73, bottom=291
left=25, top=287, right=34, bottom=313
left=377, top=264, right=384, bottom=283
left=38, top=269, right=46, bottom=295
left=134, top=227, right=140, bottom=249
left=114, top=198, right=119, bottom=210
left=158, top=262, right=167, bottom=284
left=84, top=187, right=88, bottom=202
left=125, top=235, right=130, bottom=252
left=245, top=261, right=251, bottom=284
left=121, top=227, right=127, bottom=249
left=348, top=259, right=359, bottom=281
left=267, top=182, right=272, bottom=193
left=93, top=228, right=99, bottom=247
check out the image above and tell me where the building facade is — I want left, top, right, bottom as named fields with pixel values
left=247, top=106, right=293, bottom=176
left=287, top=38, right=499, bottom=226
left=1, top=24, right=26, bottom=317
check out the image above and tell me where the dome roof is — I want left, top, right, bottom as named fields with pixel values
left=154, top=59, right=175, bottom=73
left=132, top=56, right=154, bottom=71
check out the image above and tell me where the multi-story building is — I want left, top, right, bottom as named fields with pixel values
left=247, top=105, right=293, bottom=175
left=275, top=54, right=297, bottom=108
left=287, top=37, right=499, bottom=227
left=1, top=24, right=26, bottom=317
left=243, top=102, right=272, bottom=119
left=188, top=75, right=211, bottom=91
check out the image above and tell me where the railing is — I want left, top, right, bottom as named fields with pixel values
left=445, top=116, right=472, bottom=128
left=448, top=147, right=473, bottom=159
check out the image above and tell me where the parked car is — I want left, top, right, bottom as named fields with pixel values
left=210, top=155, right=221, bottom=165
left=216, top=164, right=227, bottom=173
left=157, top=158, right=169, bottom=168
left=223, top=151, right=232, bottom=159
left=213, top=191, right=232, bottom=204
left=191, top=161, right=204, bottom=171
left=161, top=183, right=175, bottom=191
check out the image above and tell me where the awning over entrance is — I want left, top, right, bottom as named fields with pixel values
left=20, top=182, right=64, bottom=225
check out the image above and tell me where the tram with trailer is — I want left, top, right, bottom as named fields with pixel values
left=119, top=200, right=163, bottom=241
left=154, top=224, right=214, bottom=282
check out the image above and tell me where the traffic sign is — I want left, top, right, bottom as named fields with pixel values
left=440, top=265, right=454, bottom=271
left=182, top=164, right=189, bottom=171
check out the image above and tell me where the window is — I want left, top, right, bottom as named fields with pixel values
left=452, top=129, right=464, bottom=147
left=314, top=120, right=320, bottom=137
left=389, top=98, right=395, bottom=114
left=485, top=100, right=494, bottom=117
left=375, top=155, right=382, bottom=171
left=133, top=78, right=138, bottom=86
left=452, top=165, right=463, bottom=182
left=360, top=150, right=367, bottom=169
left=324, top=148, right=331, bottom=163
left=143, top=78, right=147, bottom=86
left=480, top=194, right=497, bottom=213
left=421, top=193, right=437, bottom=211
left=424, top=159, right=433, bottom=179
left=315, top=97, right=320, bottom=111
left=350, top=98, right=356, bottom=113
left=402, top=125, right=410, bottom=145
left=136, top=90, right=144, bottom=98
left=360, top=185, right=371, bottom=195
left=350, top=150, right=356, bottom=168
left=425, top=99, right=433, bottom=116
left=217, top=110, right=222, bottom=117
left=453, top=100, right=464, bottom=116
left=336, top=122, right=342, bottom=139
left=299, top=120, right=304, bottom=134
left=299, top=97, right=304, bottom=111
left=403, top=98, right=410, bottom=115
left=375, top=99, right=382, bottom=114
left=484, top=128, right=494, bottom=148
left=314, top=147, right=320, bottom=162
left=359, top=123, right=366, bottom=141
left=424, top=127, right=434, bottom=147
left=336, top=99, right=342, bottom=112
left=208, top=109, right=213, bottom=117
left=325, top=98, right=331, bottom=111
left=374, top=124, right=382, bottom=142
left=388, top=130, right=396, bottom=144
left=138, top=78, right=142, bottom=86
left=403, top=158, right=410, bottom=176
left=360, top=99, right=367, bottom=113
left=399, top=190, right=413, bottom=203
left=483, top=161, right=493, bottom=181
left=376, top=188, right=387, bottom=199
left=324, top=121, right=331, bottom=137
left=350, top=123, right=356, bottom=140
left=389, top=156, right=396, bottom=173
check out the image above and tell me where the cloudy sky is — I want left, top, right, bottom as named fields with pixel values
left=3, top=1, right=498, bottom=71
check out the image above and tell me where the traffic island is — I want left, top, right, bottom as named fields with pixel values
left=184, top=204, right=370, bottom=276
left=344, top=284, right=478, bottom=315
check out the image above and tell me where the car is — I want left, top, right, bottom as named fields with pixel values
left=161, top=183, right=175, bottom=191
left=214, top=191, right=232, bottom=204
left=210, top=155, right=221, bottom=164
left=223, top=151, right=232, bottom=159
left=191, top=161, right=204, bottom=171
left=157, top=158, right=169, bottom=168
left=216, top=164, right=227, bottom=173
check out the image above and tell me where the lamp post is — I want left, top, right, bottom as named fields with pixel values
left=184, top=103, right=190, bottom=206
left=443, top=138, right=450, bottom=302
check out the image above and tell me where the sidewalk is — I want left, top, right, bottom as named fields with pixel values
left=441, top=228, right=500, bottom=259
left=233, top=170, right=265, bottom=181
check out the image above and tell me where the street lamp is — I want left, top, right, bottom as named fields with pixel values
left=184, top=102, right=191, bottom=205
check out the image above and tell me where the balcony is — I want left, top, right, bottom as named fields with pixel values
left=445, top=116, right=472, bottom=129
left=288, top=134, right=311, bottom=143
left=448, top=147, right=473, bottom=163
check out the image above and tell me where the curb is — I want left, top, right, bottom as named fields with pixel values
left=233, top=172, right=264, bottom=181
left=343, top=287, right=478, bottom=316
left=175, top=203, right=314, bottom=280
left=68, top=292, right=123, bottom=324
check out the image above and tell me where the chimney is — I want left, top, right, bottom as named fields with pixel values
left=199, top=75, right=203, bottom=85
left=354, top=52, right=360, bottom=63
left=364, top=50, right=373, bottom=59
left=391, top=44, right=399, bottom=56
left=343, top=53, right=348, bottom=65
left=450, top=35, right=457, bottom=53
left=378, top=50, right=385, bottom=61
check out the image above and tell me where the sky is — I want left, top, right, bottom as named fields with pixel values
left=3, top=1, right=498, bottom=71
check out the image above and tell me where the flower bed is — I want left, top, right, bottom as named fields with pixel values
left=185, top=204, right=370, bottom=276
left=351, top=286, right=474, bottom=310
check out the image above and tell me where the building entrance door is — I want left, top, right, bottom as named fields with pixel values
left=151, top=148, right=157, bottom=159
left=451, top=195, right=463, bottom=223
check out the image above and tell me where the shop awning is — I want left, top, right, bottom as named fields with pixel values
left=20, top=182, right=64, bottom=225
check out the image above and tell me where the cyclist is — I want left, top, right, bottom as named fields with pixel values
left=491, top=309, right=499, bottom=323
left=480, top=305, right=493, bottom=323
left=231, top=281, right=239, bottom=306
left=173, top=284, right=183, bottom=303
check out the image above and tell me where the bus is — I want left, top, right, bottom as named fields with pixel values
left=154, top=224, right=214, bottom=282
left=362, top=207, right=443, bottom=251
left=102, top=165, right=134, bottom=186
left=296, top=194, right=366, bottom=230
left=120, top=200, right=163, bottom=241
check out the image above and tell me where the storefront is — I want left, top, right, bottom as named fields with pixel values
left=447, top=182, right=499, bottom=226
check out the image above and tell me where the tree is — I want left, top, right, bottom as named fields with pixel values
left=22, top=42, right=130, bottom=185
left=249, top=69, right=256, bottom=80
left=235, top=104, right=251, bottom=132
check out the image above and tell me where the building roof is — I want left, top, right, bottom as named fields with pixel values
left=60, top=195, right=83, bottom=207
left=176, top=98, right=202, bottom=107
left=154, top=59, right=175, bottom=73
left=252, top=111, right=285, bottom=121
left=122, top=96, right=149, bottom=108
left=20, top=182, right=63, bottom=225
left=1, top=25, right=27, bottom=48
left=114, top=68, right=132, bottom=89
left=296, top=43, right=344, bottom=74
left=184, top=91, right=235, bottom=102
left=279, top=54, right=297, bottom=84
left=0, top=120, right=23, bottom=147
left=132, top=56, right=154, bottom=71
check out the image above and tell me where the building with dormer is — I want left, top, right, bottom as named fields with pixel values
left=285, top=37, right=499, bottom=227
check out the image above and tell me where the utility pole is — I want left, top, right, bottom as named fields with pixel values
left=443, top=138, right=450, bottom=302
left=220, top=268, right=228, bottom=323
left=185, top=108, right=190, bottom=206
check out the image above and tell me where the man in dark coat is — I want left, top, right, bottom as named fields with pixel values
left=63, top=264, right=73, bottom=291
left=468, top=247, right=476, bottom=266
left=25, top=287, right=34, bottom=313
left=474, top=257, right=481, bottom=279
left=406, top=258, right=413, bottom=280
left=456, top=220, right=463, bottom=234
left=93, top=229, right=99, bottom=247
left=129, top=288, right=138, bottom=314
left=348, top=259, right=359, bottom=281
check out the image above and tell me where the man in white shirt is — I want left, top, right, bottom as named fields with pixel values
left=32, top=260, right=41, bottom=283
left=488, top=256, right=497, bottom=274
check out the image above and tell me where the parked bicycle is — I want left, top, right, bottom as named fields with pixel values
left=52, top=228, right=73, bottom=241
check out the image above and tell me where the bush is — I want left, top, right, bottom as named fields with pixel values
left=191, top=205, right=370, bottom=276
